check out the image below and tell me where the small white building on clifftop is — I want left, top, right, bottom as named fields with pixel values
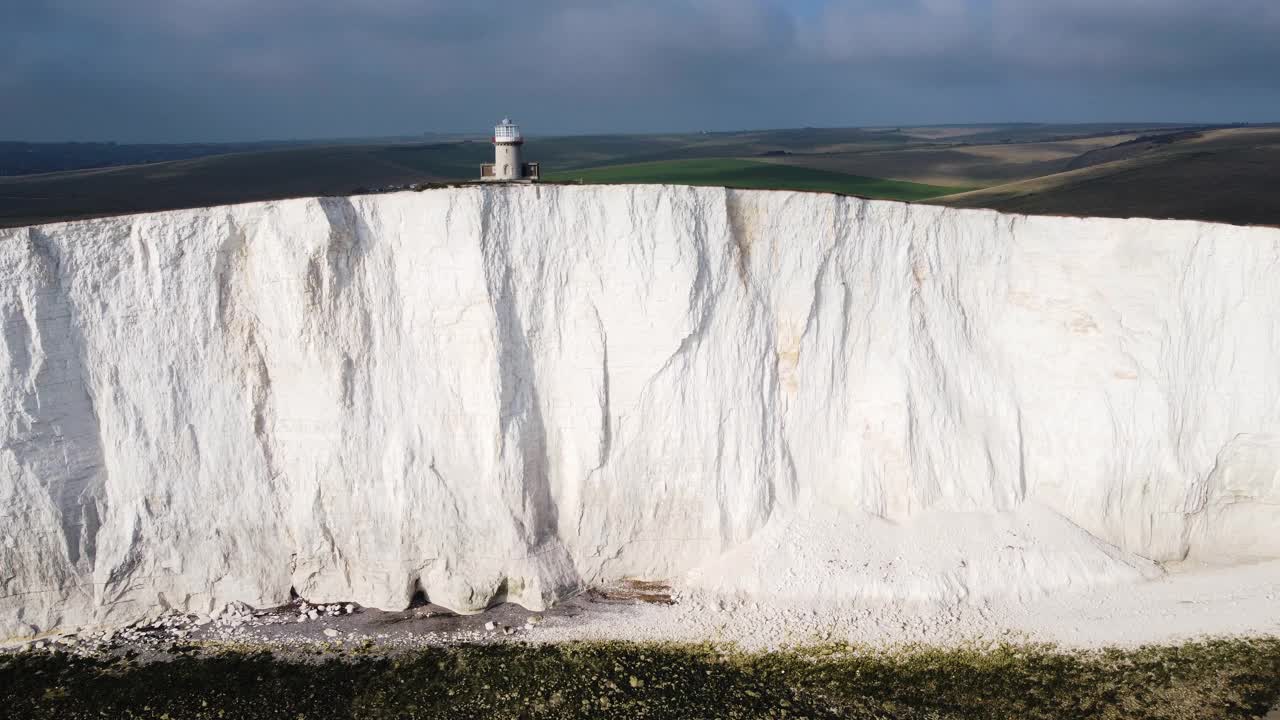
left=481, top=118, right=540, bottom=182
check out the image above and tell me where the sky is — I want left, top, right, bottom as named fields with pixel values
left=3, top=0, right=1279, bottom=143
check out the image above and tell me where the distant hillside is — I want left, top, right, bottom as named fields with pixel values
left=0, top=140, right=306, bottom=177
left=0, top=142, right=489, bottom=227
left=934, top=128, right=1280, bottom=227
left=1061, top=130, right=1205, bottom=172
left=2, top=123, right=1277, bottom=227
left=0, top=135, right=469, bottom=177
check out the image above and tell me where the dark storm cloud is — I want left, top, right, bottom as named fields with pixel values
left=2, top=0, right=1277, bottom=141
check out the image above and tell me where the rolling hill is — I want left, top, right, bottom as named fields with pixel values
left=0, top=142, right=486, bottom=227
left=2, top=123, right=1277, bottom=227
left=933, top=128, right=1280, bottom=226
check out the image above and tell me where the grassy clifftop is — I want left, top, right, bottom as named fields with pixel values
left=546, top=158, right=967, bottom=202
left=4, top=638, right=1278, bottom=719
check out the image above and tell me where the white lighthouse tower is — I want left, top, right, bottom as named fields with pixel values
left=481, top=118, right=540, bottom=182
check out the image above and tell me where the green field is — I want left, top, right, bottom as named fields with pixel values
left=547, top=158, right=967, bottom=201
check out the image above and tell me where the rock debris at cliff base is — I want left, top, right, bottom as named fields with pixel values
left=2, top=184, right=1279, bottom=640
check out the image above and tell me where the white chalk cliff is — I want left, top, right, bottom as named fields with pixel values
left=3, top=185, right=1279, bottom=638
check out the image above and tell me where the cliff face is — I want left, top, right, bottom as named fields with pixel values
left=3, top=185, right=1279, bottom=637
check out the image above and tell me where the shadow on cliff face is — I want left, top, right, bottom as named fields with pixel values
left=476, top=188, right=582, bottom=607
left=6, top=227, right=108, bottom=582
left=314, top=196, right=373, bottom=304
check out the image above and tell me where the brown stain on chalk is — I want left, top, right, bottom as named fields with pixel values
left=776, top=322, right=802, bottom=395
left=725, top=190, right=760, bottom=287
left=1069, top=312, right=1099, bottom=335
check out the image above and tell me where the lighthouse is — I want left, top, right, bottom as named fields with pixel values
left=480, top=118, right=540, bottom=182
